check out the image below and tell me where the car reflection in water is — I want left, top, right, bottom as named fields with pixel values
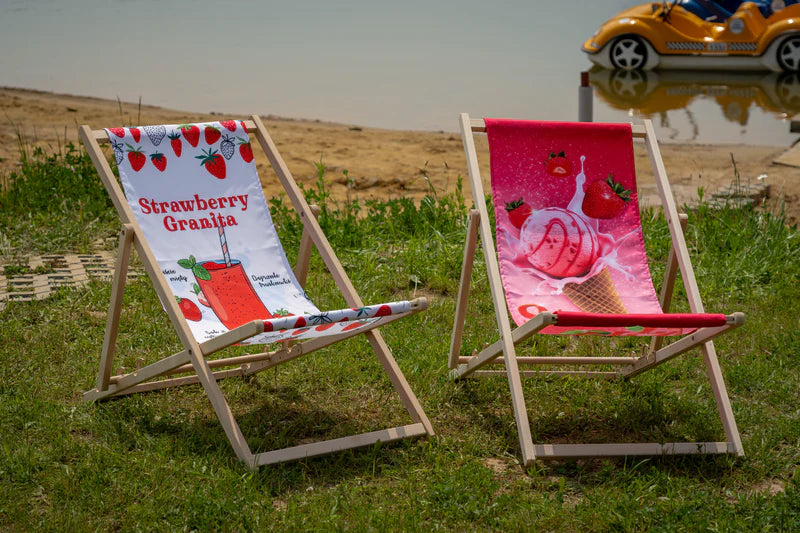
left=589, top=67, right=800, bottom=140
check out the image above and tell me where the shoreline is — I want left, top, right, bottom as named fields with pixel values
left=2, top=86, right=798, bottom=223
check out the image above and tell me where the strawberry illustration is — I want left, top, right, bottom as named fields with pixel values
left=126, top=145, right=146, bottom=172
left=191, top=283, right=209, bottom=307
left=204, top=125, right=221, bottom=145
left=150, top=152, right=167, bottom=172
left=130, top=127, right=141, bottom=143
left=144, top=125, right=166, bottom=146
left=546, top=151, right=572, bottom=177
left=195, top=148, right=226, bottom=179
left=219, top=134, right=235, bottom=160
left=111, top=139, right=124, bottom=165
left=176, top=297, right=202, bottom=321
left=291, top=327, right=310, bottom=336
left=238, top=138, right=254, bottom=163
left=375, top=305, right=392, bottom=317
left=220, top=120, right=237, bottom=132
left=179, top=124, right=200, bottom=147
left=108, top=127, right=125, bottom=138
left=342, top=319, right=370, bottom=332
left=315, top=323, right=337, bottom=332
left=168, top=132, right=182, bottom=157
left=581, top=174, right=632, bottom=219
left=504, top=198, right=533, bottom=229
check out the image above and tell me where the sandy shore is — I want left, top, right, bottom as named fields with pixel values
left=2, top=86, right=798, bottom=223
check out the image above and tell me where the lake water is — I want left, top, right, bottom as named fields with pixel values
left=1, top=0, right=798, bottom=146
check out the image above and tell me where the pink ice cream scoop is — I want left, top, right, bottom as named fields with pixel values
left=519, top=207, right=599, bottom=278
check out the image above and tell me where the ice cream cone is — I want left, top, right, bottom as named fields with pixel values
left=562, top=267, right=626, bottom=314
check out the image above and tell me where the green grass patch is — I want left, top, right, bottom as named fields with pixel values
left=1, top=148, right=799, bottom=531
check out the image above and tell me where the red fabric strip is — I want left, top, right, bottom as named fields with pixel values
left=555, top=312, right=728, bottom=328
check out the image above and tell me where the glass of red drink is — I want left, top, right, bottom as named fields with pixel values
left=196, top=259, right=272, bottom=330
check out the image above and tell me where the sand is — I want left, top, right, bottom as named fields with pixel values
left=2, top=86, right=799, bottom=223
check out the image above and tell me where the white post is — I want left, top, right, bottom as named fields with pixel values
left=578, top=71, right=593, bottom=122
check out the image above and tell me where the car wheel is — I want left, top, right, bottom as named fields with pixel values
left=609, top=36, right=648, bottom=70
left=609, top=69, right=649, bottom=100
left=777, top=35, right=800, bottom=72
left=776, top=72, right=800, bottom=109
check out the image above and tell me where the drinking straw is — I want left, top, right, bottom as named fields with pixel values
left=218, top=225, right=231, bottom=267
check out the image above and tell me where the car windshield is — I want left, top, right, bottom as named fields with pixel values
left=678, top=0, right=783, bottom=21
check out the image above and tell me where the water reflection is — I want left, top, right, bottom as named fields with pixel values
left=590, top=68, right=800, bottom=141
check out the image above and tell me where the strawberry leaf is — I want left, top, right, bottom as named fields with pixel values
left=192, top=264, right=211, bottom=281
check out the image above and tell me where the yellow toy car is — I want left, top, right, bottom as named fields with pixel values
left=583, top=1, right=800, bottom=71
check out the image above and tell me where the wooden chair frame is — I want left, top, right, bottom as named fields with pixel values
left=449, top=113, right=744, bottom=466
left=79, top=115, right=433, bottom=469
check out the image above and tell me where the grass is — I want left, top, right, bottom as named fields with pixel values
left=1, top=145, right=799, bottom=531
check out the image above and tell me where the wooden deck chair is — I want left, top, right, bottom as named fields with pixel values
left=78, top=116, right=433, bottom=469
left=450, top=114, right=744, bottom=466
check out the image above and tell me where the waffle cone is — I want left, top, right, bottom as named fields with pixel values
left=562, top=267, right=626, bottom=314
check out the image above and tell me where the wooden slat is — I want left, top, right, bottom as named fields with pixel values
left=533, top=441, right=733, bottom=458
left=460, top=356, right=637, bottom=366
left=251, top=423, right=427, bottom=468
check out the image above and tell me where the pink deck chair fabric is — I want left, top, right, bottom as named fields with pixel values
left=106, top=121, right=410, bottom=344
left=485, top=119, right=723, bottom=336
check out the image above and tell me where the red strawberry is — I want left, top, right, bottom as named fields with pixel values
left=130, top=127, right=141, bottom=143
left=177, top=297, right=202, bottom=321
left=291, top=327, right=310, bottom=336
left=150, top=152, right=167, bottom=172
left=168, top=132, right=182, bottom=157
left=108, top=127, right=125, bottom=138
left=126, top=145, right=146, bottom=172
left=220, top=120, right=237, bottom=132
left=204, top=125, right=221, bottom=144
left=581, top=175, right=632, bottom=219
left=294, top=316, right=307, bottom=328
left=238, top=138, right=254, bottom=163
left=179, top=124, right=201, bottom=147
left=375, top=305, right=392, bottom=317
left=342, top=320, right=369, bottom=332
left=315, top=323, right=337, bottom=332
left=546, top=151, right=572, bottom=177
left=195, top=148, right=226, bottom=179
left=504, top=198, right=533, bottom=229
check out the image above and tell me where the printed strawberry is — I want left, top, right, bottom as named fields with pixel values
left=204, top=125, right=221, bottom=145
left=176, top=297, right=202, bottom=321
left=294, top=316, right=307, bottom=328
left=220, top=134, right=235, bottom=160
left=150, top=152, right=167, bottom=172
left=179, top=124, right=200, bottom=147
left=130, top=127, right=141, bottom=143
left=126, top=144, right=146, bottom=172
left=581, top=174, right=632, bottom=219
left=108, top=127, right=125, bottom=138
left=220, top=120, right=237, bottom=132
left=504, top=198, right=533, bottom=229
left=168, top=132, right=182, bottom=157
left=375, top=304, right=392, bottom=317
left=144, top=125, right=166, bottom=146
left=291, top=327, right=310, bottom=336
left=315, top=323, right=337, bottom=332
left=238, top=137, right=254, bottom=163
left=195, top=148, right=226, bottom=179
left=111, top=139, right=124, bottom=165
left=342, top=319, right=370, bottom=332
left=191, top=283, right=209, bottom=307
left=546, top=151, right=572, bottom=177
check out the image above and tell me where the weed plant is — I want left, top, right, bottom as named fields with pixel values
left=0, top=147, right=798, bottom=531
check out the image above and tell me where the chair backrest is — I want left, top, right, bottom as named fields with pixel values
left=484, top=119, right=684, bottom=336
left=105, top=121, right=318, bottom=342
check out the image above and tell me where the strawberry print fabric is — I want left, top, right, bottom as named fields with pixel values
left=485, top=119, right=694, bottom=336
left=107, top=121, right=406, bottom=344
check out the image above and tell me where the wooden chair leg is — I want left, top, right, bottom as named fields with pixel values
left=97, top=224, right=134, bottom=391
left=449, top=209, right=480, bottom=369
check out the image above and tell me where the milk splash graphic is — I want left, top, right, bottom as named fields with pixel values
left=504, top=155, right=638, bottom=295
